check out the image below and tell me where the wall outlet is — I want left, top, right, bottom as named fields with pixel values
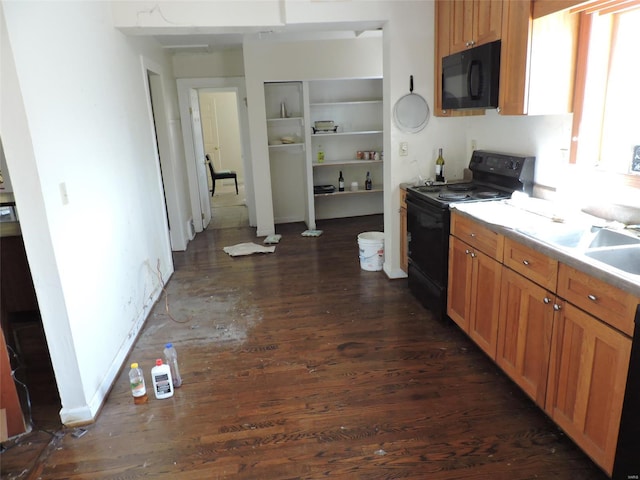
left=399, top=142, right=408, bottom=156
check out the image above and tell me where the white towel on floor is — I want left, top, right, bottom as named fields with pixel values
left=223, top=242, right=276, bottom=257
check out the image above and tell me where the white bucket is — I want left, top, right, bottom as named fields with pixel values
left=358, top=231, right=385, bottom=271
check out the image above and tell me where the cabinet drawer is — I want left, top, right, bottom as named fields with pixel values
left=504, top=237, right=558, bottom=291
left=451, top=212, right=504, bottom=260
left=557, top=263, right=638, bottom=337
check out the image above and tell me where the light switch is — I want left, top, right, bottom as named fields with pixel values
left=400, top=142, right=408, bottom=156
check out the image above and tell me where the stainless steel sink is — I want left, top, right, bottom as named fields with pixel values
left=517, top=226, right=640, bottom=250
left=587, top=229, right=640, bottom=248
left=584, top=245, right=640, bottom=275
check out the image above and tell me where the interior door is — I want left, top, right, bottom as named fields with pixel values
left=189, top=89, right=211, bottom=229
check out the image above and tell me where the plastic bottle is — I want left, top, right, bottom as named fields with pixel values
left=151, top=359, right=174, bottom=399
left=163, top=343, right=182, bottom=388
left=129, top=362, right=148, bottom=404
left=317, top=144, right=324, bottom=163
left=435, top=148, right=445, bottom=183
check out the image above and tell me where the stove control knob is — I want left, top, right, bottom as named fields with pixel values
left=508, top=160, right=520, bottom=170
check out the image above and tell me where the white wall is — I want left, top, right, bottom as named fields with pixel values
left=172, top=49, right=245, bottom=78
left=0, top=2, right=182, bottom=424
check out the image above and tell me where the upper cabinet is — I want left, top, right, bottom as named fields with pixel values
left=450, top=0, right=503, bottom=54
left=499, top=0, right=579, bottom=115
left=434, top=0, right=579, bottom=116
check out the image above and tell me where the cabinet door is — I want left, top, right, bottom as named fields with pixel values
left=400, top=189, right=408, bottom=273
left=450, top=0, right=475, bottom=54
left=468, top=249, right=502, bottom=359
left=497, top=268, right=554, bottom=406
left=546, top=302, right=631, bottom=475
left=498, top=0, right=531, bottom=115
left=474, top=0, right=503, bottom=47
left=434, top=0, right=453, bottom=117
left=447, top=236, right=474, bottom=332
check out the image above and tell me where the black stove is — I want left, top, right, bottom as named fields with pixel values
left=405, top=150, right=535, bottom=320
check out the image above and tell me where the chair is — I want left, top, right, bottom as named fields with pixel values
left=206, top=154, right=238, bottom=196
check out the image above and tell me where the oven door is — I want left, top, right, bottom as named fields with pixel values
left=406, top=194, right=450, bottom=288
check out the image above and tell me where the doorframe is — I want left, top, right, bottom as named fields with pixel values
left=177, top=77, right=255, bottom=232
left=140, top=55, right=186, bottom=250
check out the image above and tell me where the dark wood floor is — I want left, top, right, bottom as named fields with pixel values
left=1, top=215, right=608, bottom=479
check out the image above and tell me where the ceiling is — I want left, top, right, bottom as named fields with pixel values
left=152, top=22, right=384, bottom=53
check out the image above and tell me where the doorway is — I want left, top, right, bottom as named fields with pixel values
left=198, top=89, right=248, bottom=229
left=177, top=77, right=255, bottom=234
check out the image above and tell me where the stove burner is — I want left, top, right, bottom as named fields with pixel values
left=439, top=192, right=470, bottom=201
left=415, top=185, right=442, bottom=193
left=447, top=183, right=477, bottom=192
left=475, top=191, right=502, bottom=199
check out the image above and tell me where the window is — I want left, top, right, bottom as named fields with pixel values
left=570, top=1, right=640, bottom=186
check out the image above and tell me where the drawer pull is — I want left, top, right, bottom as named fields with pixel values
left=522, top=259, right=530, bottom=266
left=469, top=232, right=476, bottom=237
left=543, top=297, right=551, bottom=304
left=470, top=252, right=476, bottom=258
left=465, top=249, right=471, bottom=255
left=587, top=294, right=597, bottom=302
left=553, top=303, right=562, bottom=311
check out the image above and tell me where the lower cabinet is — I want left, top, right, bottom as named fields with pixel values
left=497, top=267, right=554, bottom=407
left=546, top=302, right=632, bottom=475
left=447, top=235, right=502, bottom=359
left=448, top=211, right=639, bottom=476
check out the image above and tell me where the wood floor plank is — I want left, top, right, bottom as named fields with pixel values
left=1, top=215, right=609, bottom=479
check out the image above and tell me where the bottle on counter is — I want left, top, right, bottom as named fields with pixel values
left=317, top=144, right=324, bottom=163
left=129, top=362, right=148, bottom=405
left=435, top=148, right=445, bottom=183
left=163, top=342, right=182, bottom=388
left=338, top=171, right=345, bottom=191
left=151, top=359, right=174, bottom=399
left=365, top=171, right=373, bottom=190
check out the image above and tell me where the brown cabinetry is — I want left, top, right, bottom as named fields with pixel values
left=448, top=213, right=503, bottom=358
left=498, top=0, right=579, bottom=115
left=447, top=211, right=640, bottom=475
left=450, top=0, right=503, bottom=54
left=400, top=188, right=407, bottom=274
left=546, top=301, right=631, bottom=474
left=497, top=267, right=555, bottom=406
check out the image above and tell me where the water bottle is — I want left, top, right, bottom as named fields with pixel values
left=151, top=359, right=174, bottom=399
left=129, top=362, right=148, bottom=404
left=163, top=342, right=182, bottom=388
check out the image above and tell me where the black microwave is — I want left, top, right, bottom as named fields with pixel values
left=442, top=40, right=501, bottom=110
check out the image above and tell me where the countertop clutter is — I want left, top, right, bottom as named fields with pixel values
left=452, top=197, right=640, bottom=298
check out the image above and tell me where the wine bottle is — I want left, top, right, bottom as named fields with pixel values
left=435, top=148, right=445, bottom=183
left=338, top=171, right=345, bottom=191
left=365, top=171, right=372, bottom=190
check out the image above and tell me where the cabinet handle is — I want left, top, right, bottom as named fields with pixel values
left=470, top=252, right=476, bottom=258
left=465, top=249, right=471, bottom=255
left=522, top=259, right=530, bottom=266
left=469, top=233, right=476, bottom=238
left=587, top=294, right=598, bottom=302
left=553, top=304, right=562, bottom=311
left=543, top=297, right=551, bottom=304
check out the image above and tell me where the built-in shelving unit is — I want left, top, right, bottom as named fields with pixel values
left=263, top=78, right=383, bottom=228
left=308, top=78, right=383, bottom=221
